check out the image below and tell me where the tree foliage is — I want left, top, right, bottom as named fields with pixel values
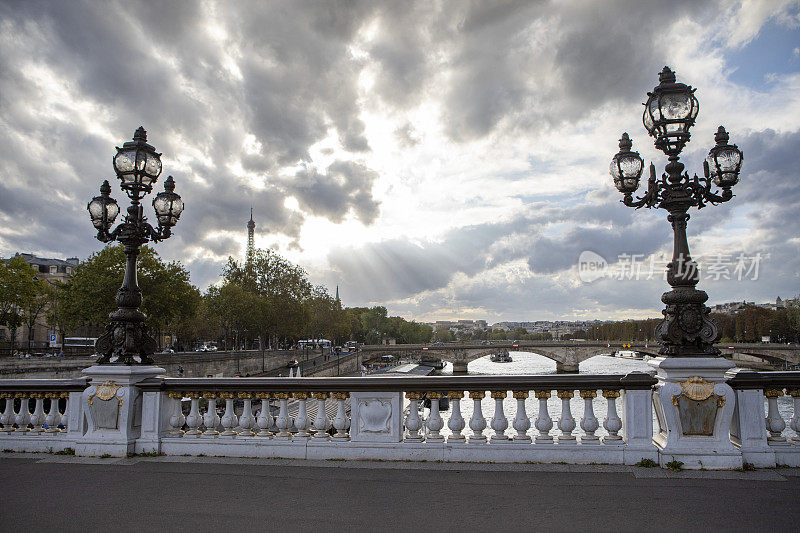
left=0, top=256, right=42, bottom=345
left=201, top=249, right=433, bottom=349
left=58, top=245, right=200, bottom=347
left=586, top=305, right=800, bottom=343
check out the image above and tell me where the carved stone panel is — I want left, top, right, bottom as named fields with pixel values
left=89, top=398, right=120, bottom=429
left=350, top=392, right=403, bottom=443
left=358, top=399, right=392, bottom=434
left=676, top=396, right=717, bottom=436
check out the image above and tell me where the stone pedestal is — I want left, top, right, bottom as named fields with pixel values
left=621, top=387, right=658, bottom=465
left=726, top=368, right=776, bottom=467
left=651, top=357, right=741, bottom=469
left=75, top=365, right=165, bottom=457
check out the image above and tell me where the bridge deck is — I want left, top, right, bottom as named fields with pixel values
left=2, top=455, right=797, bottom=531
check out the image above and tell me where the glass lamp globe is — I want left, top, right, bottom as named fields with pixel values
left=642, top=67, right=699, bottom=155
left=705, top=126, right=743, bottom=188
left=610, top=133, right=644, bottom=193
left=113, top=127, right=162, bottom=195
left=152, top=176, right=184, bottom=227
left=87, top=180, right=119, bottom=230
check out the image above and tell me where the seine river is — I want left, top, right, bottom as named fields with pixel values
left=423, top=351, right=794, bottom=439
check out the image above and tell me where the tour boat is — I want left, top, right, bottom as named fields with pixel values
left=491, top=350, right=513, bottom=363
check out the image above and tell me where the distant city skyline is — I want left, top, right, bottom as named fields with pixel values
left=1, top=1, right=799, bottom=323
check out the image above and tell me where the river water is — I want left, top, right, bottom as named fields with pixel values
left=417, top=351, right=795, bottom=439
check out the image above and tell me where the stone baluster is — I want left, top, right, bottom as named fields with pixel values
left=293, top=392, right=311, bottom=438
left=447, top=391, right=465, bottom=441
left=274, top=393, right=292, bottom=439
left=167, top=392, right=186, bottom=436
left=185, top=393, right=203, bottom=436
left=219, top=393, right=238, bottom=437
left=311, top=392, right=330, bottom=440
left=202, top=393, right=220, bottom=436
left=59, top=393, right=69, bottom=431
left=534, top=390, right=553, bottom=443
left=468, top=391, right=486, bottom=443
left=404, top=392, right=423, bottom=441
left=579, top=390, right=599, bottom=443
left=15, top=393, right=30, bottom=432
left=426, top=392, right=444, bottom=441
left=764, top=388, right=786, bottom=442
left=490, top=391, right=509, bottom=442
left=556, top=390, right=576, bottom=444
left=332, top=392, right=349, bottom=440
left=789, top=388, right=800, bottom=442
left=238, top=393, right=256, bottom=436
left=0, top=394, right=14, bottom=432
left=512, top=391, right=531, bottom=441
left=602, top=390, right=622, bottom=442
left=256, top=393, right=273, bottom=437
left=28, top=394, right=45, bottom=434
left=44, top=393, right=61, bottom=433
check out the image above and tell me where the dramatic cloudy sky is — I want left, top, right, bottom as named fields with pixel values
left=1, top=0, right=799, bottom=322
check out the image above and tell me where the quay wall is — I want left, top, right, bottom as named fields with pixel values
left=0, top=349, right=369, bottom=379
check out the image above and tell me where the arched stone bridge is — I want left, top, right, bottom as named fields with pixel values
left=361, top=342, right=800, bottom=373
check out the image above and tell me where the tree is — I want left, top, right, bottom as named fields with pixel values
left=0, top=256, right=41, bottom=350
left=433, top=328, right=455, bottom=342
left=20, top=278, right=50, bottom=350
left=58, top=244, right=200, bottom=347
left=220, top=249, right=314, bottom=348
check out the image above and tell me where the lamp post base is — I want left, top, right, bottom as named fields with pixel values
left=655, top=287, right=721, bottom=358
left=75, top=365, right=165, bottom=456
left=650, top=357, right=741, bottom=469
left=95, top=309, right=158, bottom=365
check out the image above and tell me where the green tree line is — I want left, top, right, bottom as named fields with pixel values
left=585, top=306, right=800, bottom=343
left=196, top=249, right=433, bottom=349
left=1, top=246, right=433, bottom=352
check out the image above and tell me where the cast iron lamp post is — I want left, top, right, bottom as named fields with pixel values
left=610, top=67, right=743, bottom=357
left=87, top=127, right=184, bottom=364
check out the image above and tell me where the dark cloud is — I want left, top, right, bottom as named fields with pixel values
left=0, top=0, right=382, bottom=285
left=287, top=160, right=380, bottom=224
left=0, top=0, right=796, bottom=320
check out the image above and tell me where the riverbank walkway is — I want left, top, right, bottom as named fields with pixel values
left=1, top=453, right=797, bottom=531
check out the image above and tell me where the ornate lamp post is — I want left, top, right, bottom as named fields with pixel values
left=87, top=127, right=184, bottom=364
left=611, top=67, right=746, bottom=469
left=610, top=66, right=743, bottom=357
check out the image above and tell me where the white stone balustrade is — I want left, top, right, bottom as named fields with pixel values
left=311, top=392, right=329, bottom=440
left=579, top=390, right=599, bottom=443
left=556, top=390, right=576, bottom=444
left=489, top=390, right=509, bottom=442
left=220, top=393, right=238, bottom=436
left=238, top=393, right=256, bottom=436
left=293, top=392, right=311, bottom=438
left=0, top=370, right=797, bottom=468
left=447, top=391, right=465, bottom=441
left=790, top=389, right=800, bottom=442
left=257, top=393, right=273, bottom=437
left=202, top=393, right=220, bottom=436
left=602, top=390, right=622, bottom=442
left=512, top=391, right=530, bottom=441
left=0, top=385, right=79, bottom=453
left=468, top=390, right=487, bottom=443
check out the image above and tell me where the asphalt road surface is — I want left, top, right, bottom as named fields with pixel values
left=1, top=455, right=798, bottom=532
